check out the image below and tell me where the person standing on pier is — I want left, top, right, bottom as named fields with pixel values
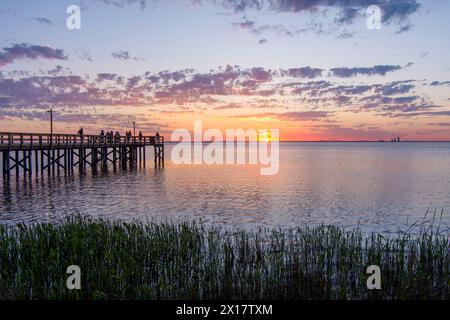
left=139, top=131, right=143, bottom=142
left=77, top=127, right=84, bottom=143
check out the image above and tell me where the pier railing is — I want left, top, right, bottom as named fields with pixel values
left=0, top=132, right=163, bottom=150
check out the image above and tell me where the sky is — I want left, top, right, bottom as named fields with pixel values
left=0, top=0, right=449, bottom=141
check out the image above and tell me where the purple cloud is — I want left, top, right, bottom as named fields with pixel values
left=330, top=65, right=403, bottom=78
left=0, top=65, right=438, bottom=123
left=0, top=43, right=66, bottom=67
left=281, top=67, right=323, bottom=79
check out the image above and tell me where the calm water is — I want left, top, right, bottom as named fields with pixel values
left=1, top=142, right=450, bottom=234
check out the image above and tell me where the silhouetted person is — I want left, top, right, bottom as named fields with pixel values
left=139, top=131, right=143, bottom=141
left=77, top=127, right=84, bottom=144
left=100, top=130, right=105, bottom=143
left=115, top=131, right=120, bottom=143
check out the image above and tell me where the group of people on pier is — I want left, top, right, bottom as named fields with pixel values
left=76, top=128, right=160, bottom=144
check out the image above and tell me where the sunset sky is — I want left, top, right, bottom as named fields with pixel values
left=0, top=0, right=449, bottom=141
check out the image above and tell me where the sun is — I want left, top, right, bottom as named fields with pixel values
left=258, top=130, right=272, bottom=142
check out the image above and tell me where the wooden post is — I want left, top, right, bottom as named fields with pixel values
left=79, top=148, right=84, bottom=172
left=161, top=144, right=164, bottom=168
left=143, top=146, right=146, bottom=168
left=22, top=150, right=27, bottom=174
left=57, top=148, right=60, bottom=175
left=2, top=151, right=9, bottom=178
left=35, top=150, right=38, bottom=176
left=28, top=150, right=32, bottom=176
left=2, top=151, right=6, bottom=177
left=92, top=148, right=98, bottom=169
left=70, top=149, right=74, bottom=174
left=47, top=150, right=51, bottom=176
left=102, top=147, right=107, bottom=167
left=15, top=150, right=19, bottom=177
left=52, top=148, right=55, bottom=176
left=64, top=149, right=68, bottom=174
left=139, top=147, right=142, bottom=165
left=41, top=150, right=44, bottom=175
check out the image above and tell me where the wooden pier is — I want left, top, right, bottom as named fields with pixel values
left=0, top=132, right=164, bottom=178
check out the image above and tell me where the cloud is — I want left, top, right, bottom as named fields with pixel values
left=382, top=110, right=450, bottom=118
left=381, top=0, right=420, bottom=24
left=219, top=0, right=420, bottom=22
left=0, top=65, right=438, bottom=123
left=336, top=32, right=355, bottom=39
left=96, top=0, right=147, bottom=10
left=218, top=0, right=420, bottom=33
left=429, top=81, right=450, bottom=86
left=233, top=111, right=333, bottom=121
left=111, top=50, right=142, bottom=60
left=47, top=65, right=65, bottom=76
left=244, top=23, right=295, bottom=37
left=269, top=111, right=333, bottom=121
left=232, top=16, right=254, bottom=29
left=395, top=24, right=411, bottom=34
left=258, top=38, right=268, bottom=44
left=0, top=74, right=146, bottom=109
left=0, top=43, right=66, bottom=67
left=281, top=67, right=323, bottom=79
left=96, top=73, right=118, bottom=82
left=97, top=0, right=420, bottom=37
left=427, top=122, right=450, bottom=127
left=111, top=50, right=132, bottom=60
left=377, top=82, right=414, bottom=95
left=33, top=17, right=54, bottom=26
left=76, top=49, right=93, bottom=61
left=329, top=65, right=403, bottom=78
left=214, top=103, right=243, bottom=110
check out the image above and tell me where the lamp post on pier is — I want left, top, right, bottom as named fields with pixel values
left=47, top=108, right=53, bottom=144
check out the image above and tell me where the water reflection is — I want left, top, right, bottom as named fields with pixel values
left=1, top=143, right=450, bottom=234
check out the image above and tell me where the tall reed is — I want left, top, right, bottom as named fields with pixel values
left=0, top=215, right=448, bottom=299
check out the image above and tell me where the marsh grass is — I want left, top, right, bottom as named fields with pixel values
left=0, top=215, right=448, bottom=300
